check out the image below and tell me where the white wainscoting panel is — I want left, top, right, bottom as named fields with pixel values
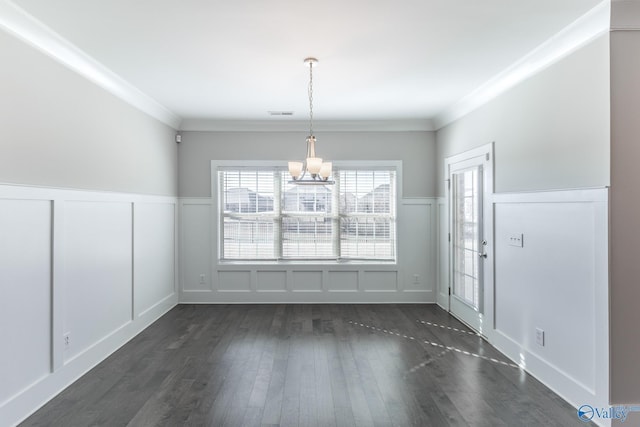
left=179, top=198, right=437, bottom=303
left=0, top=184, right=177, bottom=427
left=436, top=198, right=449, bottom=310
left=495, top=202, right=596, bottom=388
left=134, top=202, right=176, bottom=317
left=180, top=201, right=212, bottom=292
left=490, top=188, right=608, bottom=414
left=218, top=271, right=251, bottom=292
left=257, top=271, right=287, bottom=292
left=63, top=201, right=133, bottom=363
left=327, top=271, right=358, bottom=292
left=292, top=271, right=323, bottom=292
left=398, top=200, right=433, bottom=293
left=363, top=270, right=398, bottom=292
left=0, top=200, right=52, bottom=406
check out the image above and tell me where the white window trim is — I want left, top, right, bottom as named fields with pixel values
left=211, top=160, right=402, bottom=265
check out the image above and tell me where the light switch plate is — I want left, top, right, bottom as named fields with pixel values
left=508, top=233, right=524, bottom=247
left=535, top=328, right=545, bottom=346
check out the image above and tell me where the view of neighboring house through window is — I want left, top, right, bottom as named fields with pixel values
left=218, top=166, right=396, bottom=261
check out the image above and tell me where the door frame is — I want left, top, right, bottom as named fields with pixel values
left=442, top=142, right=494, bottom=337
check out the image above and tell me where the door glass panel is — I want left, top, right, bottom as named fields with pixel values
left=452, top=167, right=482, bottom=309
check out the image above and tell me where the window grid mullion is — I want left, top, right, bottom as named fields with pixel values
left=332, top=171, right=341, bottom=259
left=274, top=171, right=283, bottom=259
left=219, top=171, right=225, bottom=260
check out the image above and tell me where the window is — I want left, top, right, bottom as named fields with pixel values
left=218, top=165, right=397, bottom=262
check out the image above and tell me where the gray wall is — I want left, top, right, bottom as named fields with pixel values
left=0, top=30, right=178, bottom=196
left=435, top=34, right=610, bottom=196
left=610, top=4, right=640, bottom=405
left=178, top=131, right=436, bottom=198
left=433, top=32, right=612, bottom=411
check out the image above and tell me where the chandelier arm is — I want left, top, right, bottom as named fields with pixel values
left=300, top=164, right=307, bottom=180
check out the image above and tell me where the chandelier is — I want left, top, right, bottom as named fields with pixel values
left=288, top=57, right=334, bottom=184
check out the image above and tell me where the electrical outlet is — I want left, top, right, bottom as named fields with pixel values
left=535, top=328, right=545, bottom=346
left=64, top=333, right=71, bottom=349
left=199, top=274, right=205, bottom=284
left=413, top=274, right=420, bottom=284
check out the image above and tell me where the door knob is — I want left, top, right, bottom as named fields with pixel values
left=479, top=253, right=488, bottom=259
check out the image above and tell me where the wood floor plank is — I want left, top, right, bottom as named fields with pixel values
left=20, top=304, right=593, bottom=427
left=312, top=335, right=337, bottom=427
left=332, top=308, right=376, bottom=427
left=259, top=358, right=288, bottom=425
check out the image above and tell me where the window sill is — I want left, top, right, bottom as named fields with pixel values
left=217, top=259, right=397, bottom=267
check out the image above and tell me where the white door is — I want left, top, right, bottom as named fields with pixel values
left=445, top=144, right=493, bottom=335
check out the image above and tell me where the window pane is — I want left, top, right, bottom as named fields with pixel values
left=452, top=167, right=481, bottom=307
left=223, top=217, right=275, bottom=259
left=220, top=170, right=277, bottom=260
left=338, top=169, right=396, bottom=260
left=282, top=178, right=332, bottom=214
left=339, top=170, right=394, bottom=215
left=221, top=170, right=275, bottom=214
left=282, top=217, right=333, bottom=258
left=340, top=217, right=395, bottom=259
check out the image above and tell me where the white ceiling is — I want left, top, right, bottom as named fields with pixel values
left=8, top=0, right=604, bottom=129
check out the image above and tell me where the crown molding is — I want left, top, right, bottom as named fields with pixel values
left=433, top=0, right=610, bottom=130
left=0, top=0, right=612, bottom=133
left=179, top=118, right=436, bottom=132
left=0, top=0, right=182, bottom=129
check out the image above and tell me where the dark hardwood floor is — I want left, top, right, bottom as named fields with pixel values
left=21, top=304, right=590, bottom=426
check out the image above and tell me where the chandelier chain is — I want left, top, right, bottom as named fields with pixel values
left=308, top=61, right=314, bottom=137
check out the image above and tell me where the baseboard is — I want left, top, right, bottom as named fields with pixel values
left=490, top=330, right=609, bottom=427
left=179, top=290, right=435, bottom=304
